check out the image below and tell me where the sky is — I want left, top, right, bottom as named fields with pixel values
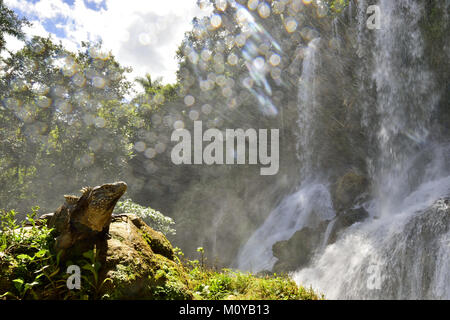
left=4, top=0, right=211, bottom=85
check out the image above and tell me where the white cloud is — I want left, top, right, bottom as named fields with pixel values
left=4, top=0, right=211, bottom=84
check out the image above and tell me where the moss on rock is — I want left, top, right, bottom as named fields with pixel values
left=127, top=215, right=174, bottom=260
left=97, top=214, right=191, bottom=299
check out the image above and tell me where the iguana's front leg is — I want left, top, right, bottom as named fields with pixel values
left=100, top=219, right=112, bottom=240
left=55, top=230, right=76, bottom=252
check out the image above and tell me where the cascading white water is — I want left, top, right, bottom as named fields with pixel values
left=296, top=37, right=321, bottom=176
left=370, top=0, right=438, bottom=217
left=320, top=218, right=337, bottom=252
left=293, top=153, right=450, bottom=299
left=293, top=0, right=450, bottom=299
left=236, top=38, right=336, bottom=272
left=235, top=182, right=334, bottom=272
left=238, top=0, right=449, bottom=298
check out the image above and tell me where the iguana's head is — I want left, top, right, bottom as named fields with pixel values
left=65, top=181, right=127, bottom=231
left=82, top=181, right=128, bottom=212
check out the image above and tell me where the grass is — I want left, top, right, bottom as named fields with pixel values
left=179, top=249, right=323, bottom=300
left=188, top=267, right=322, bottom=300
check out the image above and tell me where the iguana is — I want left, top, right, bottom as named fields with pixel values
left=40, top=181, right=127, bottom=252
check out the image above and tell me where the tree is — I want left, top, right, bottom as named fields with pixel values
left=136, top=73, right=162, bottom=92
left=0, top=36, right=136, bottom=212
left=0, top=0, right=30, bottom=51
left=134, top=73, right=178, bottom=106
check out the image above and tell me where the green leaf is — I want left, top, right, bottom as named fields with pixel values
left=34, top=249, right=47, bottom=258
left=0, top=291, right=18, bottom=299
left=17, top=254, right=32, bottom=260
left=49, top=268, right=60, bottom=278
left=34, top=264, right=50, bottom=274
left=34, top=273, right=45, bottom=281
left=56, top=250, right=63, bottom=265
left=24, top=281, right=39, bottom=290
left=13, top=278, right=24, bottom=290
left=82, top=263, right=95, bottom=271
left=82, top=250, right=94, bottom=261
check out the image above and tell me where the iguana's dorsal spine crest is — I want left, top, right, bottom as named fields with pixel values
left=80, top=187, right=93, bottom=196
left=64, top=195, right=79, bottom=205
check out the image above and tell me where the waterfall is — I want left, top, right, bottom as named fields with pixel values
left=370, top=0, right=438, bottom=217
left=293, top=172, right=450, bottom=299
left=293, top=0, right=450, bottom=299
left=238, top=0, right=449, bottom=298
left=235, top=182, right=334, bottom=272
left=320, top=218, right=337, bottom=252
left=236, top=38, right=336, bottom=272
left=296, top=37, right=321, bottom=177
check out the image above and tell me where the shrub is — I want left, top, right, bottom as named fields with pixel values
left=114, top=199, right=175, bottom=236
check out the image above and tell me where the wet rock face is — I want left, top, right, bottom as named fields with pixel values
left=326, top=207, right=369, bottom=245
left=271, top=170, right=370, bottom=273
left=331, top=171, right=368, bottom=213
left=272, top=220, right=329, bottom=273
left=271, top=207, right=369, bottom=273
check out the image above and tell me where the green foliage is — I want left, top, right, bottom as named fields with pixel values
left=135, top=73, right=179, bottom=102
left=76, top=249, right=112, bottom=299
left=0, top=209, right=111, bottom=300
left=0, top=36, right=133, bottom=212
left=197, top=246, right=205, bottom=269
left=151, top=247, right=323, bottom=300
left=0, top=207, right=63, bottom=299
left=181, top=248, right=323, bottom=300
left=188, top=267, right=322, bottom=300
left=0, top=0, right=30, bottom=51
left=114, top=198, right=175, bottom=236
left=324, top=0, right=349, bottom=13
left=151, top=264, right=192, bottom=300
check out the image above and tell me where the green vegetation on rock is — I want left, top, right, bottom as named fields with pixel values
left=188, top=267, right=322, bottom=300
left=0, top=207, right=322, bottom=300
left=114, top=199, right=176, bottom=236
